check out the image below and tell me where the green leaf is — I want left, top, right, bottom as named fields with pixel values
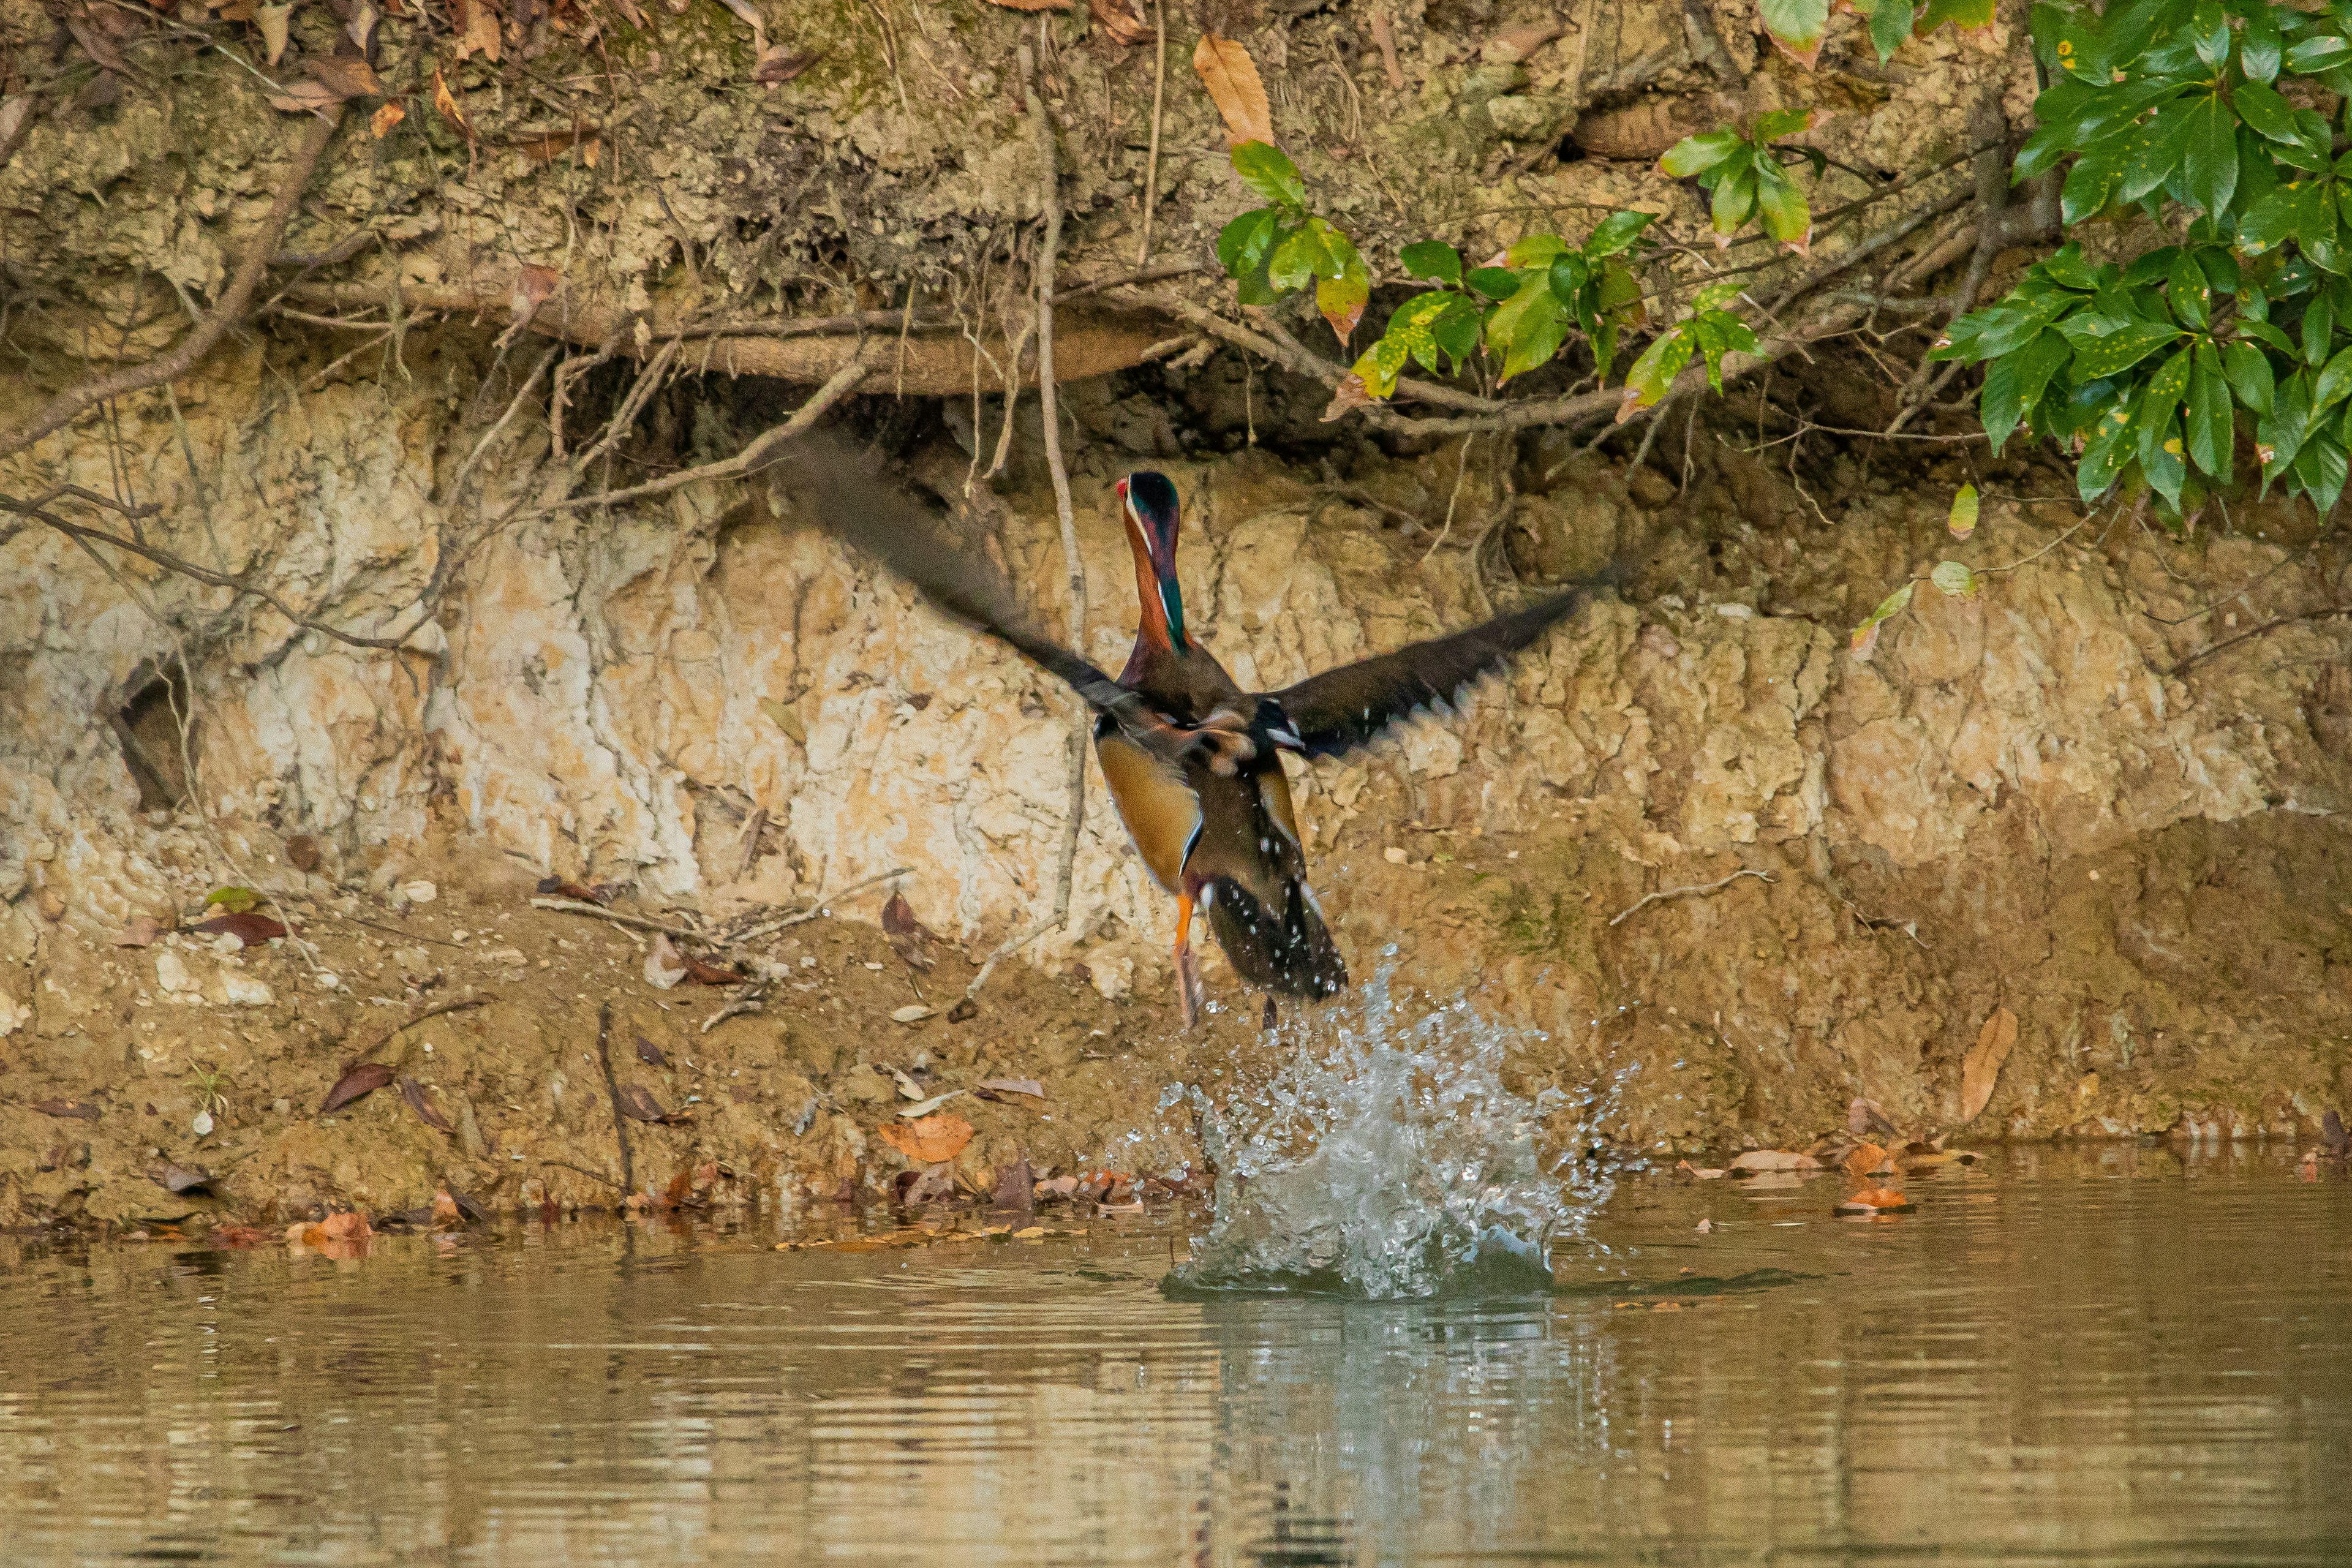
left=1216, top=209, right=1279, bottom=279
left=2316, top=344, right=2352, bottom=413
left=1757, top=0, right=1830, bottom=62
left=1267, top=223, right=1331, bottom=295
left=1230, top=141, right=1305, bottom=210
left=1504, top=234, right=1567, bottom=269
left=2061, top=133, right=2127, bottom=224
left=1931, top=560, right=1980, bottom=598
left=2236, top=183, right=2302, bottom=254
left=1948, top=483, right=1980, bottom=540
left=2233, top=81, right=2301, bottom=145
left=2143, top=415, right=2188, bottom=507
left=1660, top=130, right=1744, bottom=178
left=1751, top=107, right=1814, bottom=143
left=2136, top=347, right=2194, bottom=468
left=2180, top=94, right=2239, bottom=219
left=1432, top=300, right=1483, bottom=363
left=206, top=886, right=263, bottom=913
left=1868, top=581, right=1916, bottom=624
left=1980, top=350, right=2033, bottom=454
left=1352, top=336, right=1411, bottom=398
left=2294, top=434, right=2350, bottom=514
left=2060, top=317, right=2182, bottom=380
left=1692, top=281, right=1745, bottom=313
left=1917, top=0, right=1995, bottom=32
left=1548, top=252, right=1592, bottom=312
left=1583, top=209, right=1656, bottom=258
left=1871, top=0, right=1915, bottom=59
left=1754, top=168, right=1811, bottom=246
left=2307, top=296, right=2337, bottom=366
left=1501, top=292, right=1570, bottom=384
left=2076, top=405, right=2136, bottom=500
left=1711, top=164, right=1759, bottom=238
left=1618, top=328, right=1695, bottom=418
left=2118, top=107, right=2196, bottom=205
left=2188, top=1, right=2229, bottom=67
left=1400, top=241, right=1462, bottom=285
left=2241, top=6, right=2282, bottom=83
left=1599, top=262, right=1644, bottom=322
left=1315, top=227, right=1370, bottom=345
left=2225, top=340, right=2277, bottom=413
left=2187, top=344, right=2234, bottom=479
left=2166, top=252, right=2211, bottom=329
left=2041, top=244, right=2101, bottom=292
left=1466, top=266, right=1520, bottom=301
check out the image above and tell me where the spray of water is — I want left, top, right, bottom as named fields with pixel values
left=1162, top=965, right=1625, bottom=1300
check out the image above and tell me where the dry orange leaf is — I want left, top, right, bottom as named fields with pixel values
left=455, top=0, right=502, bottom=61
left=1842, top=1141, right=1891, bottom=1180
left=370, top=99, right=406, bottom=137
left=878, top=1112, right=973, bottom=1165
left=982, top=0, right=1074, bottom=9
left=1847, top=1186, right=1907, bottom=1208
left=432, top=67, right=473, bottom=140
left=1961, top=1005, right=2017, bottom=1123
left=1088, top=0, right=1152, bottom=44
left=1193, top=32, right=1272, bottom=146
left=308, top=56, right=384, bottom=99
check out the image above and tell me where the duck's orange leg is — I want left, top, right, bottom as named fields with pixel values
left=1174, top=891, right=1204, bottom=1030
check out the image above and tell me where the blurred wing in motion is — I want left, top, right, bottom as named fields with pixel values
left=785, top=436, right=1195, bottom=761
left=1265, top=567, right=1626, bottom=761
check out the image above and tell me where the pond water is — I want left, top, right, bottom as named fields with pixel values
left=3, top=1147, right=2349, bottom=1566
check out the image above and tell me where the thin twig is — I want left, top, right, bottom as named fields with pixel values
left=1136, top=0, right=1167, bottom=266
left=728, top=866, right=913, bottom=946
left=593, top=1000, right=637, bottom=1194
left=541, top=1158, right=627, bottom=1192
left=2173, top=606, right=2352, bottom=674
left=1609, top=869, right=1773, bottom=927
left=336, top=995, right=487, bottom=1065
left=529, top=897, right=712, bottom=940
left=0, top=107, right=346, bottom=463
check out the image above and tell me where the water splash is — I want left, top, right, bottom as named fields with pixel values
left=1163, top=966, right=1624, bottom=1300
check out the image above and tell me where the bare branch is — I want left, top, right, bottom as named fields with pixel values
left=1610, top=869, right=1774, bottom=927
left=0, top=107, right=346, bottom=464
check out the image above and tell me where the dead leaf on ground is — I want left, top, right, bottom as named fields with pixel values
left=399, top=1075, right=454, bottom=1132
left=878, top=1112, right=973, bottom=1164
left=1847, top=1096, right=1897, bottom=1138
left=66, top=13, right=131, bottom=72
left=1321, top=374, right=1376, bottom=422
left=1194, top=32, right=1273, bottom=146
left=512, top=126, right=601, bottom=163
left=1088, top=0, right=1153, bottom=44
left=153, top=1162, right=213, bottom=1195
left=320, top=1061, right=395, bottom=1114
left=319, top=1210, right=373, bottom=1240
left=881, top=891, right=938, bottom=971
left=890, top=1005, right=935, bottom=1023
left=616, top=1083, right=692, bottom=1124
left=993, top=1156, right=1035, bottom=1209
left=32, top=1099, right=101, bottom=1120
left=982, top=0, right=1074, bottom=9
left=1728, top=1148, right=1820, bottom=1174
left=432, top=68, right=473, bottom=139
left=979, top=1077, right=1046, bottom=1100
left=307, top=55, right=384, bottom=99
left=510, top=262, right=560, bottom=321
left=758, top=698, right=805, bottom=742
left=635, top=1033, right=669, bottom=1068
left=345, top=0, right=379, bottom=50
left=1035, top=1174, right=1079, bottom=1199
left=1482, top=21, right=1561, bottom=62
left=1961, top=1006, right=2018, bottom=1123
left=1842, top=1141, right=1893, bottom=1180
left=254, top=2, right=291, bottom=63
left=285, top=834, right=323, bottom=872
left=753, top=47, right=818, bottom=81
left=1835, top=1186, right=1913, bottom=1215
left=210, top=1223, right=273, bottom=1248
left=454, top=0, right=502, bottom=60
left=192, top=910, right=290, bottom=946
left=115, top=915, right=165, bottom=948
left=535, top=876, right=608, bottom=903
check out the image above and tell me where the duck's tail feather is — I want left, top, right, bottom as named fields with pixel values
left=1204, top=876, right=1348, bottom=999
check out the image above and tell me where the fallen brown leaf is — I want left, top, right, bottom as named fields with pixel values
left=31, top=1099, right=101, bottom=1120
left=1842, top=1141, right=1893, bottom=1180
left=993, top=1156, right=1035, bottom=1209
left=454, top=0, right=502, bottom=60
left=320, top=1061, right=395, bottom=1114
left=753, top=47, right=818, bottom=81
left=432, top=68, right=473, bottom=139
left=1961, top=1006, right=2018, bottom=1123
left=881, top=891, right=938, bottom=971
left=635, top=1033, right=669, bottom=1068
left=210, top=1223, right=273, bottom=1248
left=1840, top=1186, right=1910, bottom=1211
left=534, top=876, right=608, bottom=903
left=1193, top=32, right=1272, bottom=146
left=616, top=1083, right=692, bottom=1124
left=153, top=1162, right=213, bottom=1195
left=1847, top=1096, right=1897, bottom=1138
left=878, top=1112, right=973, bottom=1164
left=1321, top=374, right=1375, bottom=422
left=265, top=78, right=342, bottom=115
left=982, top=0, right=1073, bottom=9
left=66, top=12, right=132, bottom=72
left=285, top=834, right=323, bottom=872
left=510, top=262, right=560, bottom=320
left=399, top=1075, right=454, bottom=1132
left=644, top=933, right=688, bottom=989
left=192, top=910, right=290, bottom=946
left=1088, top=0, right=1152, bottom=44
left=307, top=55, right=385, bottom=99
left=369, top=99, right=405, bottom=137
left=978, top=1077, right=1046, bottom=1099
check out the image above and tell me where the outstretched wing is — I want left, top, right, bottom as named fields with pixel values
left=786, top=437, right=1195, bottom=762
left=1264, top=568, right=1625, bottom=761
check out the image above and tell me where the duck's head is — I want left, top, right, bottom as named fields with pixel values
left=1116, top=470, right=1187, bottom=650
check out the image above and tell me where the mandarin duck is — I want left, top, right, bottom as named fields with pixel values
left=794, top=442, right=1625, bottom=1027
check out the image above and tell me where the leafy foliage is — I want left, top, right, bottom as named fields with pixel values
left=1757, top=0, right=1999, bottom=66
left=1213, top=141, right=1686, bottom=404
left=1660, top=110, right=1823, bottom=251
left=1934, top=0, right=2352, bottom=518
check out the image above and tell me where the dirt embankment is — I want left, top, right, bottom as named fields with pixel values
left=7, top=382, right=2352, bottom=1232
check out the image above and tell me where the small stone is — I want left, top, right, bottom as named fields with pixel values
left=156, top=951, right=197, bottom=994
left=192, top=1110, right=214, bottom=1137
left=37, top=888, right=66, bottom=921
left=222, top=973, right=273, bottom=1006
left=399, top=879, right=438, bottom=904
left=1383, top=846, right=1408, bottom=864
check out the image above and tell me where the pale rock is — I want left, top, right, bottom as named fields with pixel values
left=0, top=988, right=27, bottom=1036
left=399, top=879, right=439, bottom=904
left=156, top=951, right=197, bottom=995
left=222, top=973, right=273, bottom=1007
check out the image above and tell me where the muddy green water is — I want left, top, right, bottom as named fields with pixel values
left=3, top=1147, right=2349, bottom=1566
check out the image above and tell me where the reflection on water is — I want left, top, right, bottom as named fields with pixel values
left=2, top=1146, right=2349, bottom=1565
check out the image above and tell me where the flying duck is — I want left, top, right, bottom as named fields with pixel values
left=793, top=441, right=1624, bottom=1027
